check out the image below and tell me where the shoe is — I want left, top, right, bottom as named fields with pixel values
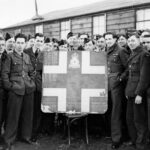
left=21, top=138, right=38, bottom=145
left=30, top=137, right=37, bottom=143
left=111, top=142, right=121, bottom=149
left=0, top=143, right=11, bottom=150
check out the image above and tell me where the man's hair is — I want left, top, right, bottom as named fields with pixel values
left=15, top=33, right=27, bottom=42
left=94, top=34, right=104, bottom=40
left=128, top=33, right=140, bottom=39
left=35, top=33, right=44, bottom=39
left=117, top=33, right=127, bottom=39
left=84, top=38, right=95, bottom=45
left=103, top=32, right=117, bottom=39
left=28, top=34, right=34, bottom=41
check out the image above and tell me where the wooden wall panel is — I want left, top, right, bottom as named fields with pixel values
left=106, top=9, right=135, bottom=33
left=21, top=25, right=35, bottom=36
left=43, top=22, right=60, bottom=39
left=72, top=16, right=92, bottom=36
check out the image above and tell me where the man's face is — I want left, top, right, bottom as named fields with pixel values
left=6, top=38, right=15, bottom=51
left=59, top=44, right=68, bottom=51
left=142, top=37, right=150, bottom=51
left=84, top=41, right=95, bottom=51
left=79, top=34, right=88, bottom=46
left=53, top=43, right=59, bottom=51
left=127, top=35, right=140, bottom=50
left=0, top=40, right=5, bottom=54
left=15, top=38, right=26, bottom=53
left=118, top=36, right=127, bottom=47
left=28, top=38, right=35, bottom=48
left=43, top=42, right=53, bottom=51
left=140, top=31, right=150, bottom=43
left=96, top=37, right=106, bottom=49
left=34, top=36, right=44, bottom=50
left=68, top=36, right=78, bottom=46
left=105, top=34, right=116, bottom=48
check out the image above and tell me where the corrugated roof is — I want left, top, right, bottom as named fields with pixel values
left=3, top=0, right=150, bottom=29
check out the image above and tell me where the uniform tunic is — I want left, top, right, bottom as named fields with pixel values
left=107, top=43, right=129, bottom=143
left=125, top=46, right=150, bottom=146
left=2, top=51, right=35, bottom=144
left=24, top=47, right=42, bottom=139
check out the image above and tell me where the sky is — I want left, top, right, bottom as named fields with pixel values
left=0, top=0, right=104, bottom=28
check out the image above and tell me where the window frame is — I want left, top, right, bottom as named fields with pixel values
left=35, top=24, right=43, bottom=34
left=60, top=20, right=71, bottom=39
left=136, top=8, right=150, bottom=30
left=93, top=14, right=106, bottom=36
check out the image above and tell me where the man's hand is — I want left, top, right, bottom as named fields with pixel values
left=135, top=95, right=142, bottom=104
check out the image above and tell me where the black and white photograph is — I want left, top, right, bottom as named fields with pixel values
left=0, top=0, right=150, bottom=149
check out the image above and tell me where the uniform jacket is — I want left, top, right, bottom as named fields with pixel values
left=24, top=47, right=42, bottom=92
left=24, top=48, right=38, bottom=70
left=0, top=56, right=2, bottom=88
left=107, top=43, right=129, bottom=90
left=125, top=46, right=150, bottom=97
left=35, top=51, right=44, bottom=92
left=1, top=51, right=35, bottom=95
left=0, top=51, right=8, bottom=88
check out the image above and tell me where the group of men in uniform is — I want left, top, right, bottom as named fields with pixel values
left=106, top=31, right=150, bottom=150
left=0, top=30, right=150, bottom=150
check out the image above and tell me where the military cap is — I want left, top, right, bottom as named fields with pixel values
left=59, top=40, right=67, bottom=46
left=67, top=32, right=74, bottom=39
left=126, top=29, right=141, bottom=38
left=45, top=37, right=50, bottom=43
left=5, top=33, right=13, bottom=41
left=52, top=38, right=58, bottom=43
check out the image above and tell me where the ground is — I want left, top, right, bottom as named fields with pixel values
left=2, top=114, right=150, bottom=150
left=9, top=133, right=150, bottom=150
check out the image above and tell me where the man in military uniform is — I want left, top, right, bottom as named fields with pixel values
left=125, top=34, right=150, bottom=150
left=0, top=37, right=5, bottom=135
left=5, top=33, right=15, bottom=53
left=24, top=33, right=44, bottom=142
left=104, top=32, right=129, bottom=149
left=142, top=34, right=150, bottom=144
left=1, top=33, right=35, bottom=148
left=1, top=33, right=15, bottom=133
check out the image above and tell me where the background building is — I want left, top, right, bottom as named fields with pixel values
left=2, top=0, right=150, bottom=39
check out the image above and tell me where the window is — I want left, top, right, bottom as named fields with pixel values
left=35, top=24, right=43, bottom=33
left=136, top=9, right=150, bottom=30
left=61, top=20, right=71, bottom=39
left=93, top=15, right=106, bottom=35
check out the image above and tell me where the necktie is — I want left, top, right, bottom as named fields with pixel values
left=35, top=49, right=39, bottom=58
